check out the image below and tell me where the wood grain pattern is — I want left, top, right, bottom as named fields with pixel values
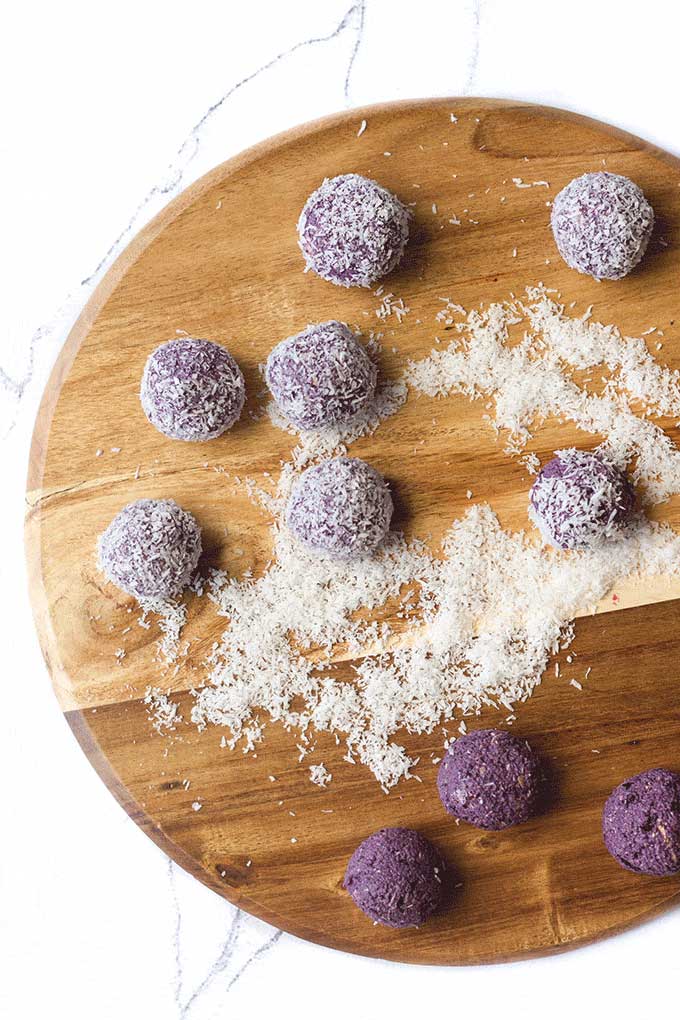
left=25, top=99, right=680, bottom=964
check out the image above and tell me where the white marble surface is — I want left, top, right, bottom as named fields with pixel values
left=3, top=1, right=680, bottom=1016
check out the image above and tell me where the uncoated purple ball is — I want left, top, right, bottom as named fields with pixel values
left=98, top=498, right=202, bottom=599
left=286, top=457, right=393, bottom=560
left=529, top=448, right=636, bottom=550
left=551, top=172, right=654, bottom=280
left=437, top=729, right=543, bottom=830
left=265, top=321, right=377, bottom=430
left=297, top=173, right=410, bottom=288
left=343, top=827, right=445, bottom=928
left=603, top=769, right=680, bottom=876
left=141, top=337, right=245, bottom=441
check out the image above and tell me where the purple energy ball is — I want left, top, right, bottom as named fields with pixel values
left=551, top=172, right=654, bottom=280
left=141, top=337, right=245, bottom=441
left=529, top=448, right=636, bottom=550
left=265, top=321, right=377, bottom=430
left=437, top=729, right=543, bottom=830
left=343, top=827, right=445, bottom=928
left=286, top=456, right=393, bottom=560
left=98, top=498, right=202, bottom=599
left=297, top=173, right=410, bottom=288
left=603, top=769, right=680, bottom=876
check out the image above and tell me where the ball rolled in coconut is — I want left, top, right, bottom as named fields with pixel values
left=141, top=337, right=245, bottom=441
left=98, top=498, right=202, bottom=599
left=286, top=456, right=393, bottom=559
left=551, top=172, right=654, bottom=280
left=529, top=448, right=636, bottom=550
left=265, top=321, right=377, bottom=430
left=297, top=173, right=409, bottom=288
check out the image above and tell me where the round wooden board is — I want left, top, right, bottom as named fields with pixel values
left=26, top=99, right=680, bottom=964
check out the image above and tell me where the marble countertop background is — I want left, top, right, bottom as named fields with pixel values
left=3, top=1, right=680, bottom=1017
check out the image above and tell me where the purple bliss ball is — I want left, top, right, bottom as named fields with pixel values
left=286, top=456, right=393, bottom=560
left=265, top=321, right=377, bottom=430
left=343, top=827, right=445, bottom=928
left=141, top=337, right=245, bottom=441
left=551, top=171, right=654, bottom=281
left=98, top=498, right=202, bottom=599
left=603, top=769, right=680, bottom=876
left=529, top=448, right=636, bottom=550
left=297, top=173, right=410, bottom=288
left=437, top=728, right=544, bottom=830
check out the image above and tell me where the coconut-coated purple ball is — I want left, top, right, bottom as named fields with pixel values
left=529, top=448, right=636, bottom=550
left=297, top=173, right=410, bottom=288
left=141, top=337, right=245, bottom=441
left=437, top=729, right=543, bottom=830
left=343, top=827, right=445, bottom=928
left=265, top=321, right=377, bottom=430
left=286, top=457, right=393, bottom=560
left=98, top=498, right=202, bottom=599
left=551, top=172, right=654, bottom=280
left=603, top=769, right=680, bottom=876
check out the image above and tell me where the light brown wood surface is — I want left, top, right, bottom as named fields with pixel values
left=25, top=99, right=680, bottom=964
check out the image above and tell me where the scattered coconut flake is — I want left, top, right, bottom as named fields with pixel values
left=144, top=687, right=182, bottom=734
left=137, top=596, right=188, bottom=663
left=357, top=119, right=367, bottom=137
left=309, top=763, right=332, bottom=787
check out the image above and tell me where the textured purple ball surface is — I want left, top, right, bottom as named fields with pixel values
left=551, top=172, right=654, bottom=280
left=286, top=456, right=393, bottom=560
left=603, top=769, right=680, bottom=876
left=343, top=827, right=445, bottom=928
left=98, top=498, right=202, bottom=599
left=529, top=448, right=636, bottom=550
left=265, top=321, right=377, bottom=430
left=297, top=173, right=410, bottom=288
left=141, top=337, right=245, bottom=441
left=437, top=729, right=543, bottom=831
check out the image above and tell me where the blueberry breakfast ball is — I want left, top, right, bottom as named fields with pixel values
left=529, top=448, right=636, bottom=550
left=603, top=769, right=680, bottom=876
left=98, top=498, right=202, bottom=599
left=297, top=173, right=410, bottom=288
left=343, top=827, right=445, bottom=928
left=265, top=321, right=377, bottom=430
left=551, top=172, right=654, bottom=280
left=286, top=456, right=393, bottom=560
left=437, top=729, right=543, bottom=830
left=141, top=337, right=245, bottom=441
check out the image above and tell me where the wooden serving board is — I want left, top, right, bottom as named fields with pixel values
left=26, top=99, right=680, bottom=964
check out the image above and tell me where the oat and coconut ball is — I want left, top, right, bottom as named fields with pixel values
left=603, top=769, right=680, bottom=876
left=98, top=498, right=202, bottom=599
left=265, top=321, right=377, bottom=430
left=286, top=456, right=393, bottom=559
left=297, top=173, right=410, bottom=288
left=529, top=448, right=636, bottom=550
left=344, top=827, right=446, bottom=928
left=437, top=729, right=544, bottom=830
left=551, top=172, right=654, bottom=281
left=141, top=337, right=245, bottom=441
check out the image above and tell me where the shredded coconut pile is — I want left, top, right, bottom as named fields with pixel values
left=407, top=288, right=680, bottom=504
left=152, top=288, right=680, bottom=790
left=192, top=499, right=680, bottom=790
